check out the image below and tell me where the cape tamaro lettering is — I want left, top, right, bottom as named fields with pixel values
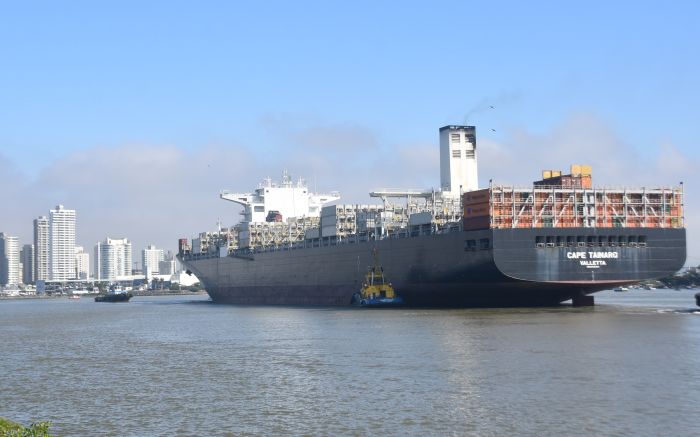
left=567, top=251, right=619, bottom=259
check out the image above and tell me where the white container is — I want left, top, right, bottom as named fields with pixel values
left=409, top=211, right=433, bottom=226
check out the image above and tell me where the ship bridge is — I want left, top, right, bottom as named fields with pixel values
left=221, top=171, right=340, bottom=222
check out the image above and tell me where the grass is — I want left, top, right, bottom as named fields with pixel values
left=0, top=418, right=52, bottom=437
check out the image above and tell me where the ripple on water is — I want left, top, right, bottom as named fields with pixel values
left=0, top=295, right=699, bottom=435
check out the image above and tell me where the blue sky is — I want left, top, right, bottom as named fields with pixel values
left=1, top=1, right=699, bottom=263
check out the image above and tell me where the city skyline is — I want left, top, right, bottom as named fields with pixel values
left=0, top=2, right=698, bottom=264
left=1, top=202, right=177, bottom=285
left=7, top=203, right=173, bottom=271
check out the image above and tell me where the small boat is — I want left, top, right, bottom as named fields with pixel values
left=94, top=290, right=133, bottom=303
left=352, top=248, right=404, bottom=307
left=695, top=292, right=699, bottom=308
left=613, top=287, right=629, bottom=292
left=68, top=295, right=81, bottom=300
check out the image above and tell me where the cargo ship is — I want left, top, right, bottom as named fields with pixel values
left=179, top=125, right=686, bottom=307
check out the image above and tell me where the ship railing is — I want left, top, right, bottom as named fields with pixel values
left=180, top=251, right=221, bottom=261
left=493, top=184, right=682, bottom=192
left=182, top=221, right=466, bottom=260
left=224, top=221, right=462, bottom=257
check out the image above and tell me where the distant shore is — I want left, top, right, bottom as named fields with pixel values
left=133, top=290, right=208, bottom=297
left=0, top=290, right=208, bottom=300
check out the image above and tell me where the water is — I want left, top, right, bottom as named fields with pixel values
left=1, top=290, right=699, bottom=436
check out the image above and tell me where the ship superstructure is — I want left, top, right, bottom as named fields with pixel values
left=220, top=170, right=340, bottom=222
left=179, top=125, right=686, bottom=307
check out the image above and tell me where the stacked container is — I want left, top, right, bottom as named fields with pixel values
left=461, top=165, right=683, bottom=230
left=462, top=188, right=491, bottom=230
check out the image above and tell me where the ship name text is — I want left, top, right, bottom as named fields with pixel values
left=566, top=251, right=619, bottom=269
left=566, top=251, right=619, bottom=260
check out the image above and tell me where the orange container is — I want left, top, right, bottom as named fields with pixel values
left=463, top=202, right=490, bottom=217
left=463, top=216, right=491, bottom=230
left=462, top=189, right=491, bottom=205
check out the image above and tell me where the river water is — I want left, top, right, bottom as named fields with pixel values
left=1, top=289, right=699, bottom=436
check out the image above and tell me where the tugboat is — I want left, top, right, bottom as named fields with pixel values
left=352, top=248, right=404, bottom=307
left=94, top=289, right=133, bottom=303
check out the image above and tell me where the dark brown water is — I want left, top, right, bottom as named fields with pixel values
left=1, top=290, right=699, bottom=436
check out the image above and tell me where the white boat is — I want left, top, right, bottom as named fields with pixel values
left=613, top=287, right=629, bottom=292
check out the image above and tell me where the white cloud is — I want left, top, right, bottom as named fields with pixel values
left=479, top=113, right=640, bottom=186
left=259, top=119, right=440, bottom=202
left=1, top=131, right=436, bottom=257
left=2, top=143, right=266, bottom=256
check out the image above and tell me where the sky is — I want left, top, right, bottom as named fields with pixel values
left=0, top=1, right=698, bottom=267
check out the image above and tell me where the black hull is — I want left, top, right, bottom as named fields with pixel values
left=181, top=228, right=686, bottom=307
left=94, top=293, right=133, bottom=302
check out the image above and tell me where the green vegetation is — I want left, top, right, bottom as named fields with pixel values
left=0, top=418, right=52, bottom=437
left=182, top=282, right=202, bottom=292
left=660, top=268, right=699, bottom=288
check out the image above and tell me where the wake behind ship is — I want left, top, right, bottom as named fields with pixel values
left=179, top=125, right=686, bottom=307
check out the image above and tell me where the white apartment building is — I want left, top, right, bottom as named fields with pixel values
left=74, top=246, right=90, bottom=280
left=95, top=238, right=132, bottom=280
left=0, top=233, right=20, bottom=286
left=33, top=216, right=49, bottom=282
left=142, top=245, right=164, bottom=278
left=49, top=205, right=76, bottom=281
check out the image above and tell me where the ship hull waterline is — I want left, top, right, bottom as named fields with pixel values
left=180, top=228, right=686, bottom=307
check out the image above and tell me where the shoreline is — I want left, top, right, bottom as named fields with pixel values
left=0, top=290, right=208, bottom=301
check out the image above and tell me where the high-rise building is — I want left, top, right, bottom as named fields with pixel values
left=95, top=238, right=132, bottom=281
left=158, top=259, right=175, bottom=275
left=158, top=251, right=180, bottom=276
left=49, top=205, right=76, bottom=281
left=142, top=245, right=165, bottom=278
left=0, top=233, right=20, bottom=286
left=33, top=216, right=49, bottom=282
left=20, top=244, right=34, bottom=285
left=74, top=246, right=90, bottom=280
